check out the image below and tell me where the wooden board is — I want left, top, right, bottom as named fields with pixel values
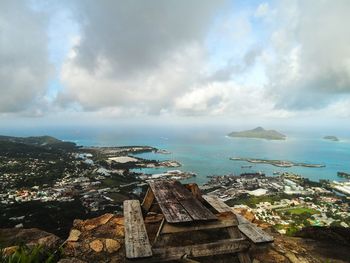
left=180, top=199, right=217, bottom=221
left=151, top=238, right=250, bottom=261
left=124, top=200, right=152, bottom=259
left=238, top=223, right=274, bottom=244
left=202, top=195, right=232, bottom=213
left=238, top=252, right=252, bottom=263
left=141, top=187, right=155, bottom=212
left=158, top=201, right=193, bottom=223
left=149, top=181, right=178, bottom=202
left=149, top=181, right=216, bottom=223
left=161, top=218, right=237, bottom=234
left=234, top=213, right=252, bottom=225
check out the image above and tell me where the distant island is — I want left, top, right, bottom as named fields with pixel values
left=228, top=127, right=286, bottom=140
left=323, top=135, right=339, bottom=141
left=230, top=157, right=326, bottom=168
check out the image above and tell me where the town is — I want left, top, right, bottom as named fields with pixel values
left=0, top=136, right=349, bottom=239
left=201, top=172, right=350, bottom=235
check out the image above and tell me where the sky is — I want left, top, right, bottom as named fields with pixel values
left=1, top=0, right=350, bottom=128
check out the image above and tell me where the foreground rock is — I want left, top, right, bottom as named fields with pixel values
left=62, top=213, right=125, bottom=263
left=0, top=228, right=61, bottom=255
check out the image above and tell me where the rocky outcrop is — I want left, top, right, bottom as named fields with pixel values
left=3, top=212, right=349, bottom=263
left=62, top=213, right=125, bottom=263
left=0, top=228, right=61, bottom=256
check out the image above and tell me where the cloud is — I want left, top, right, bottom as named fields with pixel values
left=60, top=42, right=206, bottom=114
left=0, top=0, right=52, bottom=113
left=207, top=47, right=262, bottom=82
left=263, top=0, right=350, bottom=110
left=70, top=0, right=225, bottom=76
left=58, top=0, right=229, bottom=115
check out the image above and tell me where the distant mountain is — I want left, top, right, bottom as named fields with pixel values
left=0, top=135, right=77, bottom=150
left=228, top=127, right=286, bottom=140
left=323, top=135, right=339, bottom=141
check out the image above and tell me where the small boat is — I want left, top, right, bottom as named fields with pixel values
left=241, top=165, right=252, bottom=168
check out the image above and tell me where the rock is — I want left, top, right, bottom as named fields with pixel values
left=0, top=228, right=61, bottom=250
left=83, top=214, right=114, bottom=231
left=89, top=239, right=104, bottom=253
left=233, top=208, right=255, bottom=222
left=28, top=234, right=61, bottom=249
left=105, top=238, right=121, bottom=253
left=67, top=229, right=81, bottom=242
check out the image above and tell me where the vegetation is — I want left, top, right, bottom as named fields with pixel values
left=228, top=127, right=286, bottom=140
left=226, top=193, right=292, bottom=208
left=0, top=245, right=60, bottom=263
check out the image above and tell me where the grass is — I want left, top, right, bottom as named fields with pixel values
left=0, top=245, right=60, bottom=263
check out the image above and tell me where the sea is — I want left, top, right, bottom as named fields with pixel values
left=2, top=124, right=350, bottom=185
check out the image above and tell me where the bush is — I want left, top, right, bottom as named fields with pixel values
left=0, top=245, right=59, bottom=263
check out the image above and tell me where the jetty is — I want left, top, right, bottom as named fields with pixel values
left=123, top=180, right=273, bottom=262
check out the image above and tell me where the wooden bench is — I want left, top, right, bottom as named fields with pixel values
left=124, top=200, right=152, bottom=259
left=203, top=195, right=274, bottom=244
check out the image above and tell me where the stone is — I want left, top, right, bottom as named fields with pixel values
left=84, top=214, right=114, bottom=231
left=105, top=238, right=121, bottom=253
left=114, top=225, right=124, bottom=237
left=67, top=229, right=81, bottom=242
left=32, top=234, right=61, bottom=249
left=89, top=239, right=104, bottom=253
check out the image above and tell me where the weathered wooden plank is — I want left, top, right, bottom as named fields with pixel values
left=202, top=195, right=232, bottom=213
left=234, top=213, right=252, bottom=225
left=124, top=200, right=152, bottom=259
left=149, top=181, right=178, bottom=202
left=238, top=252, right=252, bottom=263
left=149, top=181, right=216, bottom=223
left=151, top=238, right=250, bottom=261
left=184, top=183, right=203, bottom=201
left=170, top=181, right=216, bottom=221
left=238, top=223, right=274, bottom=244
left=158, top=201, right=193, bottom=223
left=180, top=199, right=217, bottom=221
left=141, top=187, right=155, bottom=212
left=161, top=218, right=236, bottom=234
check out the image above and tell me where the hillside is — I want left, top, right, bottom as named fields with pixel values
left=2, top=213, right=350, bottom=263
left=228, top=127, right=286, bottom=140
left=0, top=135, right=77, bottom=150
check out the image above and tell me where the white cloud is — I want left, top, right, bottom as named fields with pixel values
left=264, top=0, right=350, bottom=110
left=0, top=0, right=52, bottom=113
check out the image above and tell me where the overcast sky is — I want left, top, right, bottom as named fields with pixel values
left=1, top=0, right=350, bottom=127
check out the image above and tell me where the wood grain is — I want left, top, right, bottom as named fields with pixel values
left=124, top=200, right=152, bottom=259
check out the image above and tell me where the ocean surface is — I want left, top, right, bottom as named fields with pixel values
left=2, top=124, right=350, bottom=185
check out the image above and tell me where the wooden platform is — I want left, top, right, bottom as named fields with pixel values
left=124, top=181, right=274, bottom=262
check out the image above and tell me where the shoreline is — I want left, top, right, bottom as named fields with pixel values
left=230, top=157, right=326, bottom=168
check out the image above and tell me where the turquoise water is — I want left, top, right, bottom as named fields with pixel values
left=2, top=124, right=350, bottom=184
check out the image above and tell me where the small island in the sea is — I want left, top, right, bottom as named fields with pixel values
left=228, top=127, right=286, bottom=140
left=323, top=135, right=339, bottom=141
left=337, top=171, right=350, bottom=179
left=230, top=157, right=326, bottom=168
